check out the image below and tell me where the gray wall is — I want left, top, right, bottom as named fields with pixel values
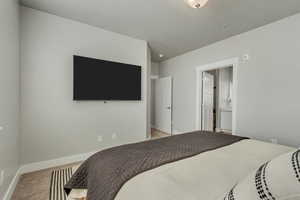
left=20, top=7, right=149, bottom=164
left=151, top=62, right=160, bottom=76
left=0, top=0, right=20, bottom=198
left=146, top=47, right=152, bottom=138
left=151, top=62, right=159, bottom=127
left=160, top=13, right=300, bottom=147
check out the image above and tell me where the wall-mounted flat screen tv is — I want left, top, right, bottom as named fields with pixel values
left=73, top=55, right=141, bottom=100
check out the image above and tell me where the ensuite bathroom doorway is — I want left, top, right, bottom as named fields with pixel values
left=201, top=66, right=233, bottom=134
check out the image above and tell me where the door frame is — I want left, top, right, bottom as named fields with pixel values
left=154, top=76, right=173, bottom=135
left=195, top=58, right=239, bottom=134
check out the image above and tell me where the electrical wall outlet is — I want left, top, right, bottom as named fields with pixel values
left=0, top=126, right=4, bottom=135
left=0, top=170, right=4, bottom=187
left=97, top=136, right=103, bottom=142
left=112, top=133, right=117, bottom=140
left=270, top=138, right=278, bottom=144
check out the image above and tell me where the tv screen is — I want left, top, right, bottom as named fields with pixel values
left=73, top=55, right=141, bottom=100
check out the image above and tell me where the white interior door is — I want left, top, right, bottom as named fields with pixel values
left=202, top=72, right=214, bottom=131
left=154, top=77, right=172, bottom=134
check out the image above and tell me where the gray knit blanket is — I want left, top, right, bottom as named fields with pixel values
left=64, top=131, right=247, bottom=200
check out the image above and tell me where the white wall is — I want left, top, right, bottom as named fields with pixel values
left=151, top=62, right=160, bottom=76
left=160, top=13, right=300, bottom=147
left=20, top=7, right=149, bottom=164
left=0, top=0, right=20, bottom=198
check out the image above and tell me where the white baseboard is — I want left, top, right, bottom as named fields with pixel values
left=3, top=151, right=97, bottom=199
left=172, top=129, right=197, bottom=135
left=3, top=169, right=21, bottom=200
left=19, top=151, right=96, bottom=175
left=172, top=129, right=182, bottom=135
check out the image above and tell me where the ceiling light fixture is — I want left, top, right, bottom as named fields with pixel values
left=159, top=54, right=164, bottom=58
left=184, top=0, right=209, bottom=8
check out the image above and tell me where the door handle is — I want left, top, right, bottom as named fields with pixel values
left=166, top=106, right=171, bottom=110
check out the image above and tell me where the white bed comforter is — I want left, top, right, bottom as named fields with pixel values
left=69, top=139, right=294, bottom=200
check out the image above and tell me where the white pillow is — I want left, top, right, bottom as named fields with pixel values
left=222, top=150, right=300, bottom=200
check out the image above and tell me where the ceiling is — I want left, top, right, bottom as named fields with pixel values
left=20, top=0, right=300, bottom=61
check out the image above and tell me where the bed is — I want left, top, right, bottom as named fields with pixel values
left=65, top=131, right=295, bottom=200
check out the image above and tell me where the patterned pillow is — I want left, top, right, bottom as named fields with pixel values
left=223, top=150, right=300, bottom=200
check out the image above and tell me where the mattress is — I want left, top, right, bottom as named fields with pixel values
left=68, top=139, right=294, bottom=200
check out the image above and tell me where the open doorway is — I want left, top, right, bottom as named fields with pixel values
left=195, top=58, right=238, bottom=135
left=152, top=77, right=172, bottom=137
left=150, top=62, right=172, bottom=139
left=202, top=67, right=233, bottom=134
